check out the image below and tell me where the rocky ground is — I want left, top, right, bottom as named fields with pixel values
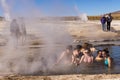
left=68, top=21, right=119, bottom=40
left=0, top=74, right=120, bottom=80
left=67, top=20, right=120, bottom=46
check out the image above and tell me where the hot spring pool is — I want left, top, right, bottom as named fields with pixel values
left=43, top=45, right=120, bottom=75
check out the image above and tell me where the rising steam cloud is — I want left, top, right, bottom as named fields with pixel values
left=0, top=0, right=74, bottom=75
left=74, top=5, right=88, bottom=22
left=0, top=0, right=11, bottom=21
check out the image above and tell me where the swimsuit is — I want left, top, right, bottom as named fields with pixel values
left=104, top=58, right=108, bottom=66
left=75, top=52, right=83, bottom=59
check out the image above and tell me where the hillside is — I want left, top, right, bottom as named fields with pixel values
left=42, top=11, right=120, bottom=20
left=110, top=11, right=120, bottom=19
left=88, top=10, right=120, bottom=20
left=0, top=10, right=120, bottom=21
left=111, top=10, right=120, bottom=14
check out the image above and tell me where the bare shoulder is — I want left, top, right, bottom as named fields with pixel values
left=108, top=57, right=113, bottom=61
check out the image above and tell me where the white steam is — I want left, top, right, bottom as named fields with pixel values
left=79, top=13, right=88, bottom=22
left=0, top=0, right=74, bottom=75
left=0, top=0, right=11, bottom=21
left=74, top=5, right=88, bottom=22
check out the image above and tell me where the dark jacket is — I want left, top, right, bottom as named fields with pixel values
left=106, top=16, right=113, bottom=22
left=101, top=17, right=106, bottom=24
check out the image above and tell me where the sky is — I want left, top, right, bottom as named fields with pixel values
left=0, top=0, right=120, bottom=17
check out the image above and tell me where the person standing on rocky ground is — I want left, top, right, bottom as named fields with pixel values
left=19, top=17, right=27, bottom=45
left=56, top=45, right=73, bottom=65
left=10, top=19, right=21, bottom=48
left=106, top=13, right=113, bottom=31
left=100, top=15, right=107, bottom=31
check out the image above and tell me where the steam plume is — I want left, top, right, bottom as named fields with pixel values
left=0, top=0, right=11, bottom=21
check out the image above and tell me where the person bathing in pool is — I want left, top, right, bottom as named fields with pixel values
left=79, top=49, right=93, bottom=64
left=72, top=45, right=83, bottom=66
left=102, top=49, right=113, bottom=68
left=95, top=50, right=104, bottom=62
left=56, top=45, right=73, bottom=65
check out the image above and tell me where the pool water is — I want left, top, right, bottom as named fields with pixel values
left=45, top=45, right=120, bottom=75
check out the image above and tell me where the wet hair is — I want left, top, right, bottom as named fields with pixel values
left=88, top=43, right=94, bottom=48
left=82, top=43, right=88, bottom=48
left=103, top=48, right=109, bottom=54
left=97, top=50, right=103, bottom=57
left=102, top=49, right=110, bottom=57
left=66, top=45, right=73, bottom=50
left=97, top=50, right=102, bottom=54
left=82, top=43, right=92, bottom=49
left=74, top=45, right=82, bottom=51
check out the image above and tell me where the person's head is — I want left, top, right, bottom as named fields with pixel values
left=66, top=45, right=73, bottom=51
left=103, top=48, right=109, bottom=54
left=109, top=13, right=111, bottom=16
left=97, top=50, right=102, bottom=56
left=82, top=43, right=89, bottom=49
left=74, top=45, right=82, bottom=51
left=88, top=43, right=93, bottom=48
left=102, top=50, right=110, bottom=58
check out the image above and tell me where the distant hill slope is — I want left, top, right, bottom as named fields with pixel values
left=88, top=10, right=120, bottom=20
left=110, top=10, right=120, bottom=18
left=112, top=10, right=120, bottom=14
left=0, top=10, right=120, bottom=21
